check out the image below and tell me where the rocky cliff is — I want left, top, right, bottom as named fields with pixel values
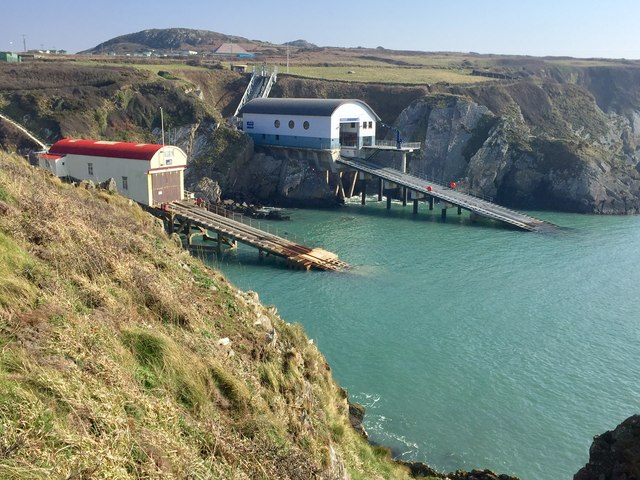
left=393, top=72, right=640, bottom=213
left=4, top=59, right=640, bottom=214
left=574, top=415, right=640, bottom=480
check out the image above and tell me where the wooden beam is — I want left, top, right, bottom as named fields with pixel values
left=347, top=171, right=358, bottom=198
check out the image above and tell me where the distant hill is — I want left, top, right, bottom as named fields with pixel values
left=283, top=39, right=318, bottom=49
left=80, top=28, right=259, bottom=55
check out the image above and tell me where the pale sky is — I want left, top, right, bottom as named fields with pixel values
left=3, top=0, right=639, bottom=58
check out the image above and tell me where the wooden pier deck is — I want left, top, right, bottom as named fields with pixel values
left=337, top=157, right=556, bottom=232
left=167, top=202, right=349, bottom=271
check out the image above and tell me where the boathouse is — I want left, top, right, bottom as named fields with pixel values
left=38, top=139, right=187, bottom=206
left=239, top=98, right=380, bottom=158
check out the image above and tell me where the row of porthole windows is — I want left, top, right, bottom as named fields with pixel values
left=274, top=119, right=310, bottom=130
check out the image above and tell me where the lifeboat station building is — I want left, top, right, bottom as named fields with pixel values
left=38, top=139, right=187, bottom=206
left=239, top=98, right=381, bottom=158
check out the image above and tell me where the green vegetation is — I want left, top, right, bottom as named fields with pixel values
left=282, top=65, right=492, bottom=85
left=0, top=152, right=414, bottom=478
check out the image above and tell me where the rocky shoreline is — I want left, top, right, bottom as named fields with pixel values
left=348, top=397, right=640, bottom=480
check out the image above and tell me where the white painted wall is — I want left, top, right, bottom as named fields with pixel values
left=331, top=104, right=376, bottom=135
left=65, top=155, right=153, bottom=204
left=244, top=113, right=333, bottom=139
left=39, top=146, right=188, bottom=205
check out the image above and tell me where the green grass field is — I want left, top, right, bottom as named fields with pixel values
left=277, top=65, right=492, bottom=85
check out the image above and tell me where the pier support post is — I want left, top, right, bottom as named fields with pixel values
left=413, top=199, right=419, bottom=214
left=361, top=182, right=367, bottom=205
left=458, top=206, right=462, bottom=215
left=429, top=197, right=434, bottom=210
left=441, top=208, right=447, bottom=220
left=216, top=232, right=222, bottom=256
left=402, top=187, right=408, bottom=206
left=378, top=178, right=383, bottom=201
left=386, top=195, right=392, bottom=210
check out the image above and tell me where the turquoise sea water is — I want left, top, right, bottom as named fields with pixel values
left=203, top=200, right=640, bottom=480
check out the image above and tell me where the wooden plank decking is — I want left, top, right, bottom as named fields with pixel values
left=168, top=202, right=349, bottom=271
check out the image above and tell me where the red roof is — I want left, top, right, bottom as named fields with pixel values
left=48, top=139, right=164, bottom=161
left=39, top=153, right=64, bottom=160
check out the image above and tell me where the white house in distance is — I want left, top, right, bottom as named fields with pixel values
left=38, top=139, right=187, bottom=206
left=238, top=98, right=381, bottom=158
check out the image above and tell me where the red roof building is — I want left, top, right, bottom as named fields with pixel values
left=39, top=138, right=188, bottom=206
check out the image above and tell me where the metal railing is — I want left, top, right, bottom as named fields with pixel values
left=373, top=140, right=422, bottom=150
left=200, top=203, right=310, bottom=246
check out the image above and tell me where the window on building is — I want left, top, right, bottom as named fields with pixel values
left=288, top=120, right=295, bottom=129
left=88, top=163, right=93, bottom=175
left=122, top=176, right=128, bottom=190
left=303, top=121, right=310, bottom=130
left=368, top=121, right=373, bottom=128
left=274, top=119, right=280, bottom=128
left=362, top=121, right=367, bottom=129
left=351, top=122, right=356, bottom=128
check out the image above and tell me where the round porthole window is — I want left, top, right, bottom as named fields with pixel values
left=288, top=120, right=295, bottom=129
left=274, top=120, right=280, bottom=128
left=303, top=121, right=310, bottom=130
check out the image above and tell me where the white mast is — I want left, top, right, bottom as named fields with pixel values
left=160, top=107, right=165, bottom=145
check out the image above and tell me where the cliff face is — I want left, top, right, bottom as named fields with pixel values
left=574, top=415, right=640, bottom=480
left=395, top=72, right=640, bottom=213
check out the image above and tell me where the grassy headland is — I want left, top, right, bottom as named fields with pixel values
left=0, top=152, right=412, bottom=479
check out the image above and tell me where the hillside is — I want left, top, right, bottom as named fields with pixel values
left=4, top=43, right=640, bottom=213
left=81, top=28, right=256, bottom=55
left=0, top=151, right=414, bottom=479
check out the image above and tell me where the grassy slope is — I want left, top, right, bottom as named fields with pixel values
left=0, top=152, right=412, bottom=480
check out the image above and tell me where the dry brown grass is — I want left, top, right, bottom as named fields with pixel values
left=0, top=152, right=411, bottom=479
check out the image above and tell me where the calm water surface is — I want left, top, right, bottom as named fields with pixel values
left=203, top=200, right=640, bottom=480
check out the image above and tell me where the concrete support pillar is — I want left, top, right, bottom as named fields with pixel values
left=413, top=199, right=419, bottom=214
left=429, top=197, right=434, bottom=210
left=458, top=206, right=463, bottom=215
left=378, top=178, right=383, bottom=201
left=441, top=208, right=447, bottom=220
left=216, top=232, right=222, bottom=256
left=361, top=182, right=367, bottom=205
left=402, top=187, right=408, bottom=206
left=386, top=195, right=392, bottom=210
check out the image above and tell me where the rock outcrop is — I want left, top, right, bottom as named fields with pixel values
left=574, top=415, right=640, bottom=480
left=394, top=81, right=640, bottom=213
left=226, top=147, right=340, bottom=207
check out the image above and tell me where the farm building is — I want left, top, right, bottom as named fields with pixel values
left=0, top=52, right=21, bottom=62
left=38, top=139, right=187, bottom=206
left=238, top=98, right=380, bottom=158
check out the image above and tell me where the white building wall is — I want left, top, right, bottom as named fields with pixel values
left=331, top=104, right=376, bottom=133
left=151, top=146, right=188, bottom=170
left=64, top=154, right=152, bottom=205
left=38, top=157, right=68, bottom=177
left=244, top=113, right=332, bottom=139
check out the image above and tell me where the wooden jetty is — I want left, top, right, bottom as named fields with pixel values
left=165, top=201, right=349, bottom=271
left=337, top=157, right=556, bottom=232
